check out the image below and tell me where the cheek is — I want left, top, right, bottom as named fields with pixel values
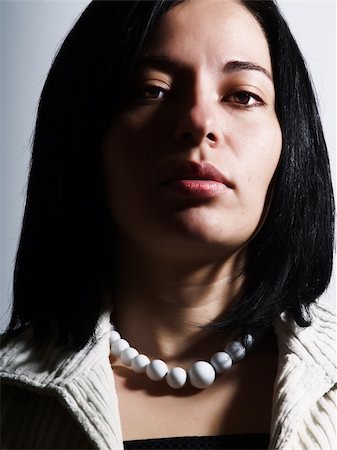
left=102, top=129, right=135, bottom=214
left=236, top=120, right=282, bottom=213
left=102, top=121, right=158, bottom=230
left=102, top=116, right=149, bottom=182
left=257, top=123, right=282, bottom=187
left=102, top=112, right=168, bottom=174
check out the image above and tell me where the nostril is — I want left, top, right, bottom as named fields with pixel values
left=206, top=132, right=216, bottom=142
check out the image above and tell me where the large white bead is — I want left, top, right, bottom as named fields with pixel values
left=225, top=341, right=246, bottom=363
left=120, top=347, right=139, bottom=366
left=166, top=367, right=187, bottom=389
left=131, top=354, right=150, bottom=373
left=210, top=352, right=233, bottom=373
left=110, top=338, right=130, bottom=357
left=109, top=330, right=121, bottom=345
left=146, top=359, right=168, bottom=381
left=188, top=361, right=216, bottom=389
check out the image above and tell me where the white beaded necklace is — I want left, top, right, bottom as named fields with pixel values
left=109, top=323, right=257, bottom=390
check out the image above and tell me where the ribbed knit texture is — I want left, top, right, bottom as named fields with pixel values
left=1, top=384, right=94, bottom=449
left=0, top=310, right=123, bottom=449
left=269, top=301, right=336, bottom=449
left=1, top=301, right=336, bottom=450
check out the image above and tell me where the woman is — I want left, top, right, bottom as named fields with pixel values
left=0, top=0, right=335, bottom=449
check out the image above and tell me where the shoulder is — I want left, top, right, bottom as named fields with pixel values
left=0, top=308, right=123, bottom=450
left=274, top=298, right=336, bottom=382
left=271, top=300, right=336, bottom=448
left=274, top=297, right=335, bottom=343
left=1, top=382, right=95, bottom=449
left=284, top=386, right=337, bottom=450
left=0, top=308, right=112, bottom=389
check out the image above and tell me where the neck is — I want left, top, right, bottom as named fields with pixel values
left=111, top=243, right=246, bottom=366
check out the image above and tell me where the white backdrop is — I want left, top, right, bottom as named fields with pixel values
left=0, top=1, right=336, bottom=332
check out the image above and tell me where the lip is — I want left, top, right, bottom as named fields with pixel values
left=161, top=161, right=234, bottom=198
left=161, top=161, right=234, bottom=187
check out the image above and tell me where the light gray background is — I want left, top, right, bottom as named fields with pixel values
left=0, top=1, right=336, bottom=332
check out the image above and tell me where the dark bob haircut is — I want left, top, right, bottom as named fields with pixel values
left=4, top=0, right=334, bottom=351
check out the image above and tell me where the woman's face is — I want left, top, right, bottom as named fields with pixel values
left=102, top=0, right=282, bottom=259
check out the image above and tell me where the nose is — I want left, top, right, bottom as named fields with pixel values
left=173, top=95, right=221, bottom=148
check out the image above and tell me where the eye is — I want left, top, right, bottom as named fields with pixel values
left=135, top=85, right=168, bottom=102
left=225, top=91, right=264, bottom=108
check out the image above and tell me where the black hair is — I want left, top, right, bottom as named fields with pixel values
left=3, top=0, right=334, bottom=351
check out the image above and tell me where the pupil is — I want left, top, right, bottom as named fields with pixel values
left=237, top=93, right=249, bottom=104
left=145, top=87, right=160, bottom=98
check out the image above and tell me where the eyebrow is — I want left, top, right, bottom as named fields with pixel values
left=223, top=60, right=273, bottom=81
left=136, top=55, right=273, bottom=82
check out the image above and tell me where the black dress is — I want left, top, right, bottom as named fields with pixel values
left=124, top=433, right=270, bottom=449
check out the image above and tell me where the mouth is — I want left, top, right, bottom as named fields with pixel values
left=161, top=161, right=234, bottom=198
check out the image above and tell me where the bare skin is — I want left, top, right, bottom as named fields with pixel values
left=103, top=0, right=282, bottom=440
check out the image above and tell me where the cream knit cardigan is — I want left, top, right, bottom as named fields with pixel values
left=0, top=300, right=336, bottom=450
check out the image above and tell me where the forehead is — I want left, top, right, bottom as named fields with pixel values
left=141, top=0, right=272, bottom=75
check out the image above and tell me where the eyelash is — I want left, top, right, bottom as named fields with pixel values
left=225, top=91, right=265, bottom=108
left=134, top=85, right=167, bottom=102
left=134, top=85, right=265, bottom=109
